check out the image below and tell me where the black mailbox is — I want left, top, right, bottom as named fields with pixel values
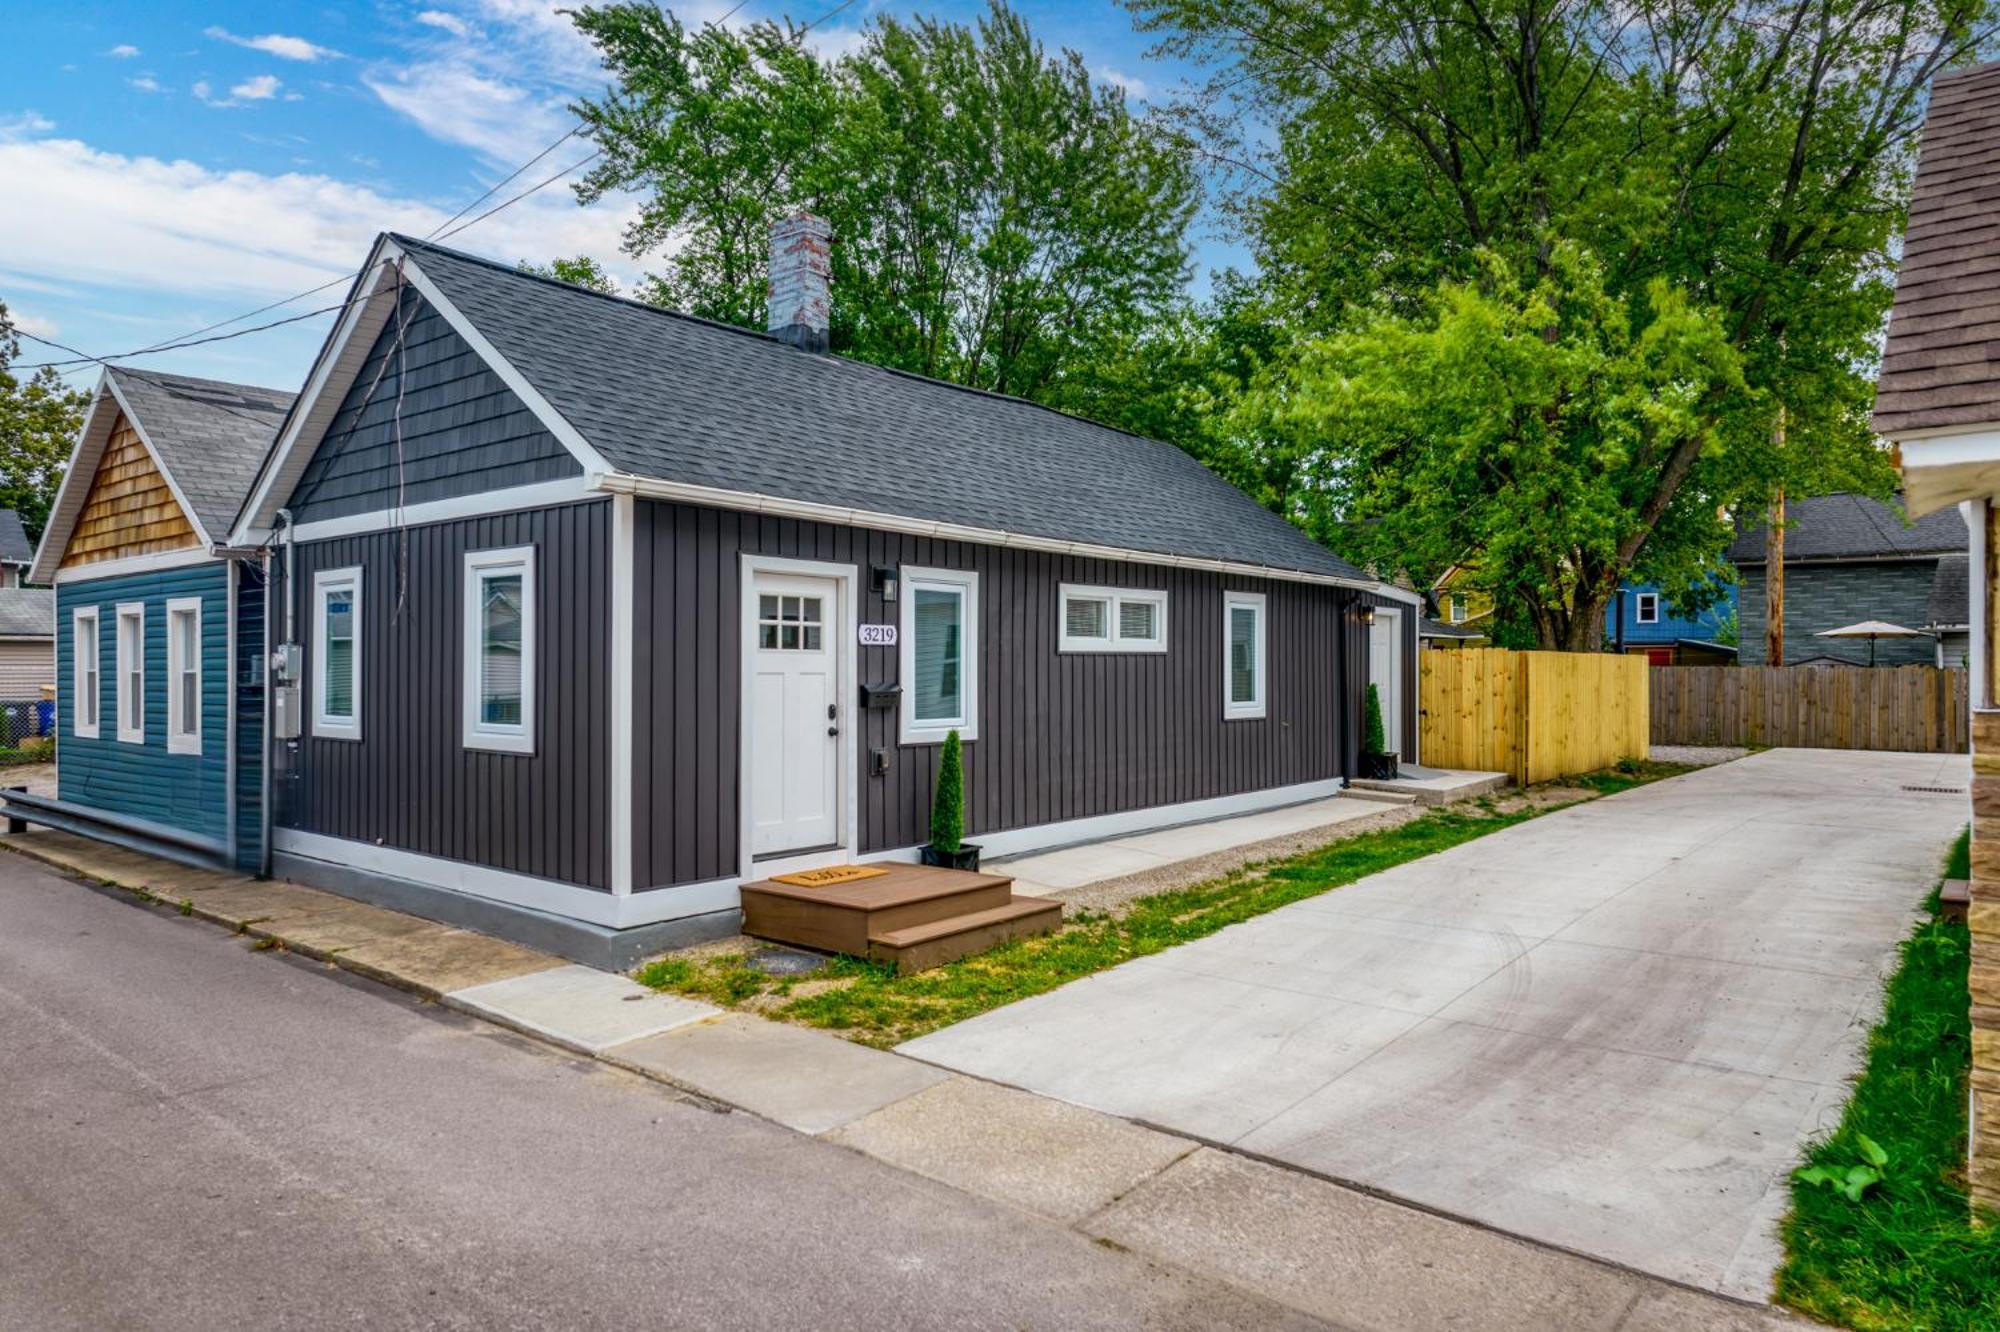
left=860, top=683, right=902, bottom=709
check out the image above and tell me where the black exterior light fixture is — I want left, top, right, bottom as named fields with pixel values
left=1359, top=605, right=1377, bottom=627
left=872, top=565, right=899, bottom=603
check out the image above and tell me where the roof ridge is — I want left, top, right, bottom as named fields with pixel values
left=111, top=365, right=295, bottom=400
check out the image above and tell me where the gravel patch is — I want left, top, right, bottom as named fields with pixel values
left=1648, top=745, right=1749, bottom=767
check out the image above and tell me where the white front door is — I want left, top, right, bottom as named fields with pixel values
left=1368, top=608, right=1403, bottom=756
left=748, top=573, right=841, bottom=857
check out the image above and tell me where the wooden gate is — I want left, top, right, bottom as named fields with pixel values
left=1649, top=664, right=1968, bottom=753
left=1419, top=649, right=1650, bottom=784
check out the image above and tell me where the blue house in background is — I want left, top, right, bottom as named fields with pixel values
left=1603, top=580, right=1738, bottom=665
left=27, top=369, right=293, bottom=871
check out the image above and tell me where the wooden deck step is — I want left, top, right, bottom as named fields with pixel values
left=867, top=896, right=1064, bottom=975
left=740, top=864, right=1016, bottom=956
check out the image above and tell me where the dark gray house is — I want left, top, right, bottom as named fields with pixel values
left=227, top=226, right=1418, bottom=962
left=1730, top=493, right=1967, bottom=666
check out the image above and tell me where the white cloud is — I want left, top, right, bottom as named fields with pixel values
left=415, top=10, right=471, bottom=37
left=0, top=112, right=55, bottom=139
left=193, top=80, right=214, bottom=103
left=1095, top=66, right=1152, bottom=100
left=232, top=75, right=283, bottom=101
left=364, top=62, right=569, bottom=160
left=107, top=44, right=140, bottom=59
left=0, top=135, right=640, bottom=305
left=7, top=307, right=59, bottom=339
left=128, top=75, right=164, bottom=94
left=204, top=27, right=341, bottom=62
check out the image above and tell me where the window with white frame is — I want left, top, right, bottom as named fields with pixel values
left=166, top=597, right=202, bottom=755
left=1449, top=594, right=1466, bottom=623
left=1223, top=591, right=1267, bottom=720
left=1059, top=584, right=1168, bottom=653
left=899, top=566, right=978, bottom=743
left=463, top=546, right=536, bottom=754
left=313, top=568, right=362, bottom=740
left=72, top=607, right=99, bottom=739
left=1635, top=592, right=1661, bottom=625
left=115, top=602, right=145, bottom=744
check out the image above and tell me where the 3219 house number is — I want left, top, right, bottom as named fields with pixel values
left=858, top=624, right=898, bottom=646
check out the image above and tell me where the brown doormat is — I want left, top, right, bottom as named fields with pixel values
left=769, top=865, right=890, bottom=888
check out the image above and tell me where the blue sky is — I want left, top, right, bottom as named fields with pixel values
left=0, top=1, right=1245, bottom=396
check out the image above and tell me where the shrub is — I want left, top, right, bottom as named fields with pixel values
left=929, top=728, right=965, bottom=852
left=1363, top=683, right=1388, bottom=757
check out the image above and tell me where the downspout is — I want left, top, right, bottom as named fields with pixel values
left=226, top=557, right=239, bottom=871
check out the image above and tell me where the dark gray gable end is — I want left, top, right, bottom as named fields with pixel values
left=285, top=284, right=581, bottom=523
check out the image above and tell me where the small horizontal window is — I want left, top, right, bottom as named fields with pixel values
left=1059, top=584, right=1168, bottom=653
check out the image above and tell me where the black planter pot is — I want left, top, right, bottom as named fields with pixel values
left=1359, top=752, right=1400, bottom=781
left=919, top=842, right=983, bottom=872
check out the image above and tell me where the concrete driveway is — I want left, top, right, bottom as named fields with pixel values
left=902, top=749, right=1969, bottom=1301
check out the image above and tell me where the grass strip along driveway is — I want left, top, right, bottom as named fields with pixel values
left=637, top=760, right=1692, bottom=1049
left=1777, top=830, right=2000, bottom=1330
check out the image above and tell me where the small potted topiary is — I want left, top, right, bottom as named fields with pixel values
left=1360, top=683, right=1399, bottom=780
left=919, top=728, right=981, bottom=870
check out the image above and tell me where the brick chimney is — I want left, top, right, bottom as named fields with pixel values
left=767, top=213, right=831, bottom=354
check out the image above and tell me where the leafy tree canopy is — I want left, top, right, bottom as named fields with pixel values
left=517, top=256, right=621, bottom=295
left=1133, top=0, right=1996, bottom=647
left=0, top=300, right=87, bottom=547
left=568, top=0, right=1201, bottom=420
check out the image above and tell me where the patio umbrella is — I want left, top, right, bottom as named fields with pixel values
left=1812, top=619, right=1930, bottom=667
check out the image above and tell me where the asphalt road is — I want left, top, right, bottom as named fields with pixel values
left=0, top=853, right=1321, bottom=1331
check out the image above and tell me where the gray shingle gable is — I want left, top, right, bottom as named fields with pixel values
left=111, top=369, right=295, bottom=538
left=396, top=236, right=1367, bottom=583
left=1729, top=492, right=1966, bottom=564
left=0, top=511, right=31, bottom=565
left=0, top=588, right=53, bottom=639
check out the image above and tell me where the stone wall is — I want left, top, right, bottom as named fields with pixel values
left=1973, top=710, right=2000, bottom=1216
left=1737, top=559, right=1940, bottom=666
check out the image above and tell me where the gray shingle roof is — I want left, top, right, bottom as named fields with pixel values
left=1728, top=493, right=1966, bottom=564
left=1927, top=552, right=1971, bottom=628
left=0, top=588, right=53, bottom=639
left=396, top=236, right=1368, bottom=583
left=1875, top=60, right=2000, bottom=438
left=0, top=511, right=30, bottom=565
left=111, top=369, right=294, bottom=538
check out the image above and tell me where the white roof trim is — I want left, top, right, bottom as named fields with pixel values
left=593, top=472, right=1419, bottom=603
left=230, top=236, right=609, bottom=542
left=29, top=370, right=210, bottom=584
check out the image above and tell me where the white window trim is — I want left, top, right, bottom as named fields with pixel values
left=114, top=601, right=145, bottom=745
left=165, top=596, right=202, bottom=756
left=1222, top=590, right=1268, bottom=721
left=1448, top=594, right=1466, bottom=624
left=899, top=565, right=979, bottom=745
left=1058, top=583, right=1168, bottom=653
left=312, top=567, right=363, bottom=741
left=463, top=545, right=537, bottom=755
left=1635, top=592, right=1661, bottom=625
left=71, top=606, right=99, bottom=740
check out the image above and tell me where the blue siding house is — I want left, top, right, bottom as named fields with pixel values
left=1602, top=580, right=1738, bottom=664
left=25, top=369, right=292, bottom=871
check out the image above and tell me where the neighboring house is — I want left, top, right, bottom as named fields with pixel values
left=1431, top=566, right=1495, bottom=639
left=1875, top=57, right=2000, bottom=1217
left=1419, top=616, right=1485, bottom=649
left=1602, top=580, right=1738, bottom=666
left=28, top=369, right=294, bottom=872
left=0, top=585, right=55, bottom=740
left=1727, top=493, right=1966, bottom=666
left=0, top=509, right=33, bottom=588
left=216, top=225, right=1418, bottom=963
left=1925, top=553, right=1970, bottom=667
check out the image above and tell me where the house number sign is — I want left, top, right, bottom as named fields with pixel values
left=859, top=624, right=898, bottom=646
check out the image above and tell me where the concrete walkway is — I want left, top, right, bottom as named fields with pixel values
left=902, top=749, right=1970, bottom=1301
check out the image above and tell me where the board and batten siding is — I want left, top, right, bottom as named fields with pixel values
left=233, top=564, right=266, bottom=871
left=56, top=563, right=232, bottom=843
left=287, top=287, right=581, bottom=524
left=631, top=499, right=1370, bottom=891
left=276, top=500, right=610, bottom=889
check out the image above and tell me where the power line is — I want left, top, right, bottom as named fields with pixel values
left=430, top=148, right=603, bottom=242
left=424, top=126, right=582, bottom=240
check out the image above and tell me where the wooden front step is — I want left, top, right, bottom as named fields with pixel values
left=868, top=896, right=1064, bottom=975
left=740, top=864, right=1016, bottom=956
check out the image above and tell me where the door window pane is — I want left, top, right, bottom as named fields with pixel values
left=913, top=587, right=963, bottom=722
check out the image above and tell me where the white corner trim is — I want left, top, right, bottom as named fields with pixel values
left=898, top=564, right=979, bottom=744
left=609, top=493, right=634, bottom=895
left=52, top=546, right=213, bottom=585
left=165, top=594, right=203, bottom=756
left=282, top=477, right=600, bottom=544
left=461, top=544, right=537, bottom=756
left=1222, top=589, right=1268, bottom=721
left=592, top=472, right=1418, bottom=606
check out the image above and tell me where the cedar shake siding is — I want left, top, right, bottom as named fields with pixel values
left=630, top=499, right=1398, bottom=892
left=288, top=286, right=580, bottom=524
left=275, top=501, right=611, bottom=888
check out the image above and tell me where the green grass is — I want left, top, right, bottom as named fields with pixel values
left=1775, top=828, right=2000, bottom=1330
left=637, top=759, right=1695, bottom=1048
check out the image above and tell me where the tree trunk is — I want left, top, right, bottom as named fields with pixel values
left=1766, top=403, right=1787, bottom=667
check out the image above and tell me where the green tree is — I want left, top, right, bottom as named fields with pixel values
left=568, top=1, right=1199, bottom=415
left=516, top=256, right=620, bottom=295
left=0, top=301, right=87, bottom=547
left=1133, top=0, right=1995, bottom=648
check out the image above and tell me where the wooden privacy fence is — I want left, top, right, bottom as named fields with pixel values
left=1650, top=665, right=1968, bottom=753
left=1419, top=649, right=1650, bottom=784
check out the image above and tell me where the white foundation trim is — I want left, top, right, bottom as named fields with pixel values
left=973, top=776, right=1354, bottom=859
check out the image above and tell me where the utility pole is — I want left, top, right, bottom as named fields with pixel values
left=1766, top=400, right=1787, bottom=667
